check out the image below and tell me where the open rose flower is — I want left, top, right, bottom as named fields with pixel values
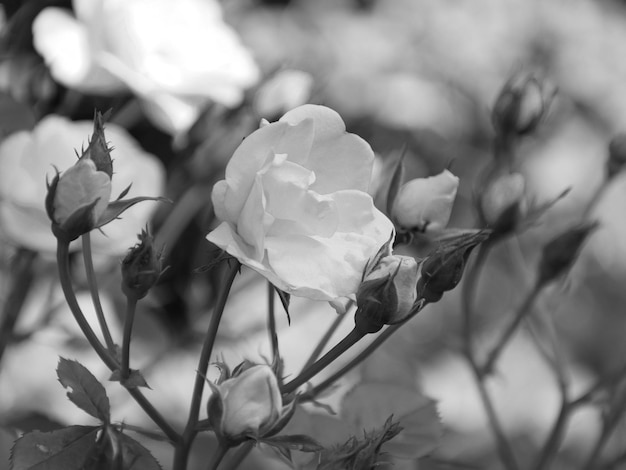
left=32, top=0, right=259, bottom=135
left=207, top=105, right=394, bottom=306
left=0, top=115, right=165, bottom=255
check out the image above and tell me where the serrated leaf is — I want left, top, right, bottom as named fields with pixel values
left=57, top=358, right=110, bottom=422
left=10, top=425, right=99, bottom=470
left=341, top=382, right=443, bottom=459
left=109, top=369, right=151, bottom=389
left=118, top=433, right=163, bottom=470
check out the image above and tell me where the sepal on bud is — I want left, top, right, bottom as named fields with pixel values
left=207, top=364, right=287, bottom=445
left=121, top=228, right=164, bottom=300
left=537, top=222, right=598, bottom=286
left=355, top=254, right=419, bottom=334
left=417, top=230, right=490, bottom=303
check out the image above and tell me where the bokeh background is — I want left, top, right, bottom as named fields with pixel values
left=1, top=0, right=626, bottom=468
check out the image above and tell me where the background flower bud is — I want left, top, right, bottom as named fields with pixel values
left=479, top=172, right=526, bottom=235
left=537, top=222, right=598, bottom=286
left=491, top=72, right=555, bottom=137
left=121, top=229, right=163, bottom=300
left=355, top=255, right=419, bottom=333
left=607, top=133, right=626, bottom=179
left=391, top=170, right=459, bottom=234
left=208, top=365, right=282, bottom=442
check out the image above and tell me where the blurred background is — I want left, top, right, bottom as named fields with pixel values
left=0, top=0, right=626, bottom=468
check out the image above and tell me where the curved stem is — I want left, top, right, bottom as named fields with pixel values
left=281, top=327, right=365, bottom=395
left=81, top=233, right=116, bottom=352
left=121, top=296, right=138, bottom=378
left=460, top=241, right=519, bottom=470
left=480, top=282, right=542, bottom=376
left=301, top=301, right=428, bottom=401
left=0, top=248, right=37, bottom=365
left=57, top=240, right=180, bottom=443
left=173, top=260, right=240, bottom=470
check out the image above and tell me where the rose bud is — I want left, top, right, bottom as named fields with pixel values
left=355, top=254, right=419, bottom=334
left=607, top=133, right=626, bottom=179
left=537, top=222, right=598, bottom=287
left=207, top=365, right=284, bottom=444
left=45, top=113, right=113, bottom=242
left=121, top=229, right=163, bottom=300
left=478, top=172, right=526, bottom=236
left=417, top=230, right=489, bottom=303
left=390, top=170, right=459, bottom=234
left=491, top=72, right=555, bottom=138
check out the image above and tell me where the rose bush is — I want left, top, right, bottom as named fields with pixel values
left=207, top=105, right=394, bottom=306
left=0, top=115, right=165, bottom=255
left=32, top=0, right=259, bottom=136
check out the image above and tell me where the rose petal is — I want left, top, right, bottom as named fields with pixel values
left=33, top=8, right=124, bottom=92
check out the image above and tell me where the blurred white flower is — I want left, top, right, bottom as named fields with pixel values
left=254, top=69, right=314, bottom=119
left=32, top=0, right=260, bottom=135
left=0, top=115, right=165, bottom=255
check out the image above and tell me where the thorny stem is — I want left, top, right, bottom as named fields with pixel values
left=480, top=282, right=542, bottom=376
left=302, top=308, right=349, bottom=371
left=0, top=248, right=37, bottom=365
left=82, top=233, right=116, bottom=352
left=281, top=327, right=365, bottom=395
left=460, top=242, right=520, bottom=470
left=173, top=260, right=240, bottom=470
left=121, top=296, right=138, bottom=379
left=57, top=240, right=180, bottom=443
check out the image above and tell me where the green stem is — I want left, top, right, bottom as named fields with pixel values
left=207, top=443, right=229, bottom=470
left=121, top=296, right=138, bottom=378
left=57, top=240, right=180, bottom=443
left=302, top=307, right=349, bottom=371
left=81, top=233, right=116, bottom=352
left=480, top=282, right=542, bottom=376
left=0, top=248, right=37, bottom=365
left=173, top=261, right=240, bottom=470
left=281, top=327, right=365, bottom=395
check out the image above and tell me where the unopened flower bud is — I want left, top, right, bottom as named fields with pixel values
left=417, top=230, right=489, bottom=303
left=607, top=133, right=626, bottom=179
left=207, top=365, right=283, bottom=443
left=391, top=170, right=459, bottom=234
left=45, top=112, right=115, bottom=243
left=537, top=222, right=598, bottom=286
left=45, top=159, right=112, bottom=242
left=355, top=255, right=419, bottom=334
left=492, top=72, right=555, bottom=138
left=121, top=229, right=163, bottom=300
left=479, top=172, right=526, bottom=236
